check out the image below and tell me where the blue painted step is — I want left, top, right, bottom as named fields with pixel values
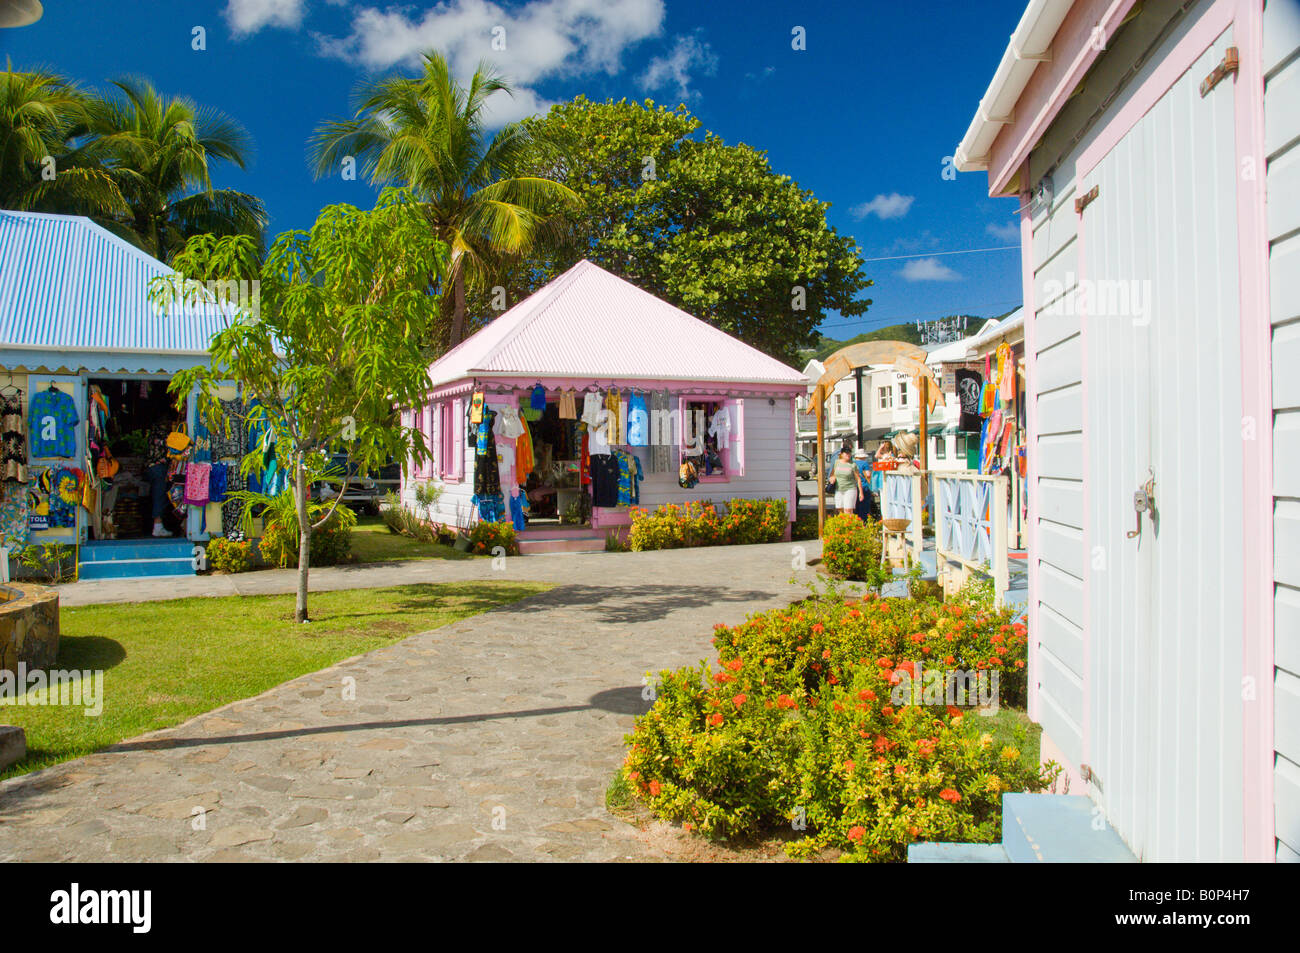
left=907, top=793, right=1138, bottom=863
left=78, top=539, right=196, bottom=579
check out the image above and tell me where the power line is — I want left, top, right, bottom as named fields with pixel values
left=860, top=245, right=1020, bottom=263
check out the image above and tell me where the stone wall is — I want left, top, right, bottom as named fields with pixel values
left=0, top=583, right=60, bottom=674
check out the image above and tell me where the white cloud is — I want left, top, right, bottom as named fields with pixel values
left=900, top=257, right=961, bottom=282
left=307, top=0, right=665, bottom=126
left=316, top=0, right=664, bottom=77
left=224, top=0, right=307, bottom=36
left=986, top=220, right=1020, bottom=241
left=850, top=192, right=915, bottom=220
left=638, top=34, right=718, bottom=99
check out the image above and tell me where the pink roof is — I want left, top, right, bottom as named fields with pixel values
left=426, top=259, right=807, bottom=388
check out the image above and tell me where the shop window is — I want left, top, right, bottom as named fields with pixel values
left=898, top=381, right=909, bottom=408
left=439, top=400, right=461, bottom=480
left=878, top=387, right=892, bottom=410
left=935, top=436, right=947, bottom=460
left=834, top=393, right=842, bottom=417
left=680, top=396, right=744, bottom=482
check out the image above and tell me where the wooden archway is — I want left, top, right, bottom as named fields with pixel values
left=812, top=340, right=942, bottom=530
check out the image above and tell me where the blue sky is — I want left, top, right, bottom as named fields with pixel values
left=1, top=0, right=1028, bottom=338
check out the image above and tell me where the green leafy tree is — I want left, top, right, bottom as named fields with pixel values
left=91, top=76, right=266, bottom=261
left=308, top=51, right=579, bottom=349
left=158, top=190, right=446, bottom=622
left=509, top=97, right=874, bottom=365
left=0, top=65, right=127, bottom=217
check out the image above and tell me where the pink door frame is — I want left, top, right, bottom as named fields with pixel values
left=1031, top=0, right=1273, bottom=861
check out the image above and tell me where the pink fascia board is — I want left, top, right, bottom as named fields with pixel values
left=986, top=0, right=1142, bottom=197
left=434, top=374, right=806, bottom=396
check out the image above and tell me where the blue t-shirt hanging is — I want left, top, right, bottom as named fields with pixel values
left=529, top=384, right=546, bottom=411
left=28, top=387, right=78, bottom=458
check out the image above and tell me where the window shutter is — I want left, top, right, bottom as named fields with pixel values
left=434, top=400, right=444, bottom=475
left=729, top=398, right=745, bottom=477
left=678, top=395, right=688, bottom=456
left=451, top=398, right=464, bottom=479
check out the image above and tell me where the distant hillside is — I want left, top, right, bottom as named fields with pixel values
left=808, top=322, right=923, bottom=362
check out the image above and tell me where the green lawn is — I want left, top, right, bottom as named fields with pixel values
left=0, top=581, right=547, bottom=780
left=349, top=515, right=474, bottom=563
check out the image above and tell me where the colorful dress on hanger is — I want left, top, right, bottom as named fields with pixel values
left=1, top=391, right=27, bottom=483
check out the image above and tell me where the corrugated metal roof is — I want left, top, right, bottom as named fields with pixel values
left=0, top=210, right=233, bottom=356
left=428, top=259, right=807, bottom=387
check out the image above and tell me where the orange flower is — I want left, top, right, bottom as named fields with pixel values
left=858, top=688, right=877, bottom=701
left=707, top=713, right=724, bottom=727
left=648, top=780, right=661, bottom=796
left=940, top=788, right=961, bottom=803
left=847, top=826, right=866, bottom=844
left=732, top=693, right=747, bottom=708
left=724, top=658, right=743, bottom=672
left=812, top=623, right=824, bottom=634
left=776, top=694, right=797, bottom=709
left=821, top=648, right=831, bottom=660
left=844, top=760, right=855, bottom=773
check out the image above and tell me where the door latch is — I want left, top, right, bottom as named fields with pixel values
left=1127, top=470, right=1155, bottom=539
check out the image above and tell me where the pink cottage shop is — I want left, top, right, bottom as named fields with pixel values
left=399, top=260, right=808, bottom=553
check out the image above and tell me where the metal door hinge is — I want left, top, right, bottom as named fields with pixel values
left=1200, top=46, right=1239, bottom=97
left=1074, top=185, right=1099, bottom=214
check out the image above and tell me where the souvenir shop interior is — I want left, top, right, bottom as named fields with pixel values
left=466, top=384, right=737, bottom=531
left=0, top=371, right=277, bottom=554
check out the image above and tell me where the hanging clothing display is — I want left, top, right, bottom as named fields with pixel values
left=494, top=404, right=526, bottom=439
left=587, top=408, right=611, bottom=455
left=221, top=465, right=246, bottom=538
left=956, top=369, right=983, bottom=433
left=508, top=487, right=528, bottom=530
left=557, top=389, right=577, bottom=419
left=604, top=388, right=621, bottom=443
left=28, top=385, right=78, bottom=458
left=997, top=343, right=1015, bottom=400
left=626, top=392, right=649, bottom=447
left=474, top=409, right=502, bottom=498
left=515, top=419, right=536, bottom=476
left=614, top=449, right=643, bottom=506
left=207, top=398, right=247, bottom=459
left=589, top=454, right=620, bottom=507
left=1, top=390, right=27, bottom=483
left=470, top=391, right=485, bottom=425
left=708, top=406, right=732, bottom=449
left=649, top=390, right=671, bottom=473
left=184, top=462, right=212, bottom=506
left=0, top=480, right=28, bottom=547
left=581, top=391, right=603, bottom=427
left=529, top=384, right=547, bottom=413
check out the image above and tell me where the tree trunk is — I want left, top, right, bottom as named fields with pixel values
left=294, top=455, right=311, bottom=623
left=448, top=254, right=467, bottom=346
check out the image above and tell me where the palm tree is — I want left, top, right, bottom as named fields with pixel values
left=0, top=65, right=126, bottom=217
left=91, top=76, right=267, bottom=261
left=308, top=52, right=578, bottom=348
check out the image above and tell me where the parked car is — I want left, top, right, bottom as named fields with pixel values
left=311, top=454, right=400, bottom=516
left=795, top=453, right=814, bottom=479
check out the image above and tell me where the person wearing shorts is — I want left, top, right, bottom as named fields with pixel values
left=832, top=448, right=861, bottom=514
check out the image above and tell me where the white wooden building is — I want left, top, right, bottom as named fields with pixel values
left=956, top=0, right=1298, bottom=862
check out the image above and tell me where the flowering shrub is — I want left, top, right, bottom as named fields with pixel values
left=820, top=513, right=889, bottom=587
left=469, top=520, right=519, bottom=556
left=622, top=591, right=1047, bottom=860
left=260, top=506, right=356, bottom=568
left=627, top=498, right=787, bottom=551
left=205, top=536, right=254, bottom=573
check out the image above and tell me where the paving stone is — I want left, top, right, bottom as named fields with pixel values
left=209, top=825, right=275, bottom=848
left=277, top=806, right=329, bottom=829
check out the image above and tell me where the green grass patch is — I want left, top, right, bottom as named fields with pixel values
left=981, top=707, right=1042, bottom=773
left=348, top=515, right=474, bottom=564
left=1, top=581, right=547, bottom=780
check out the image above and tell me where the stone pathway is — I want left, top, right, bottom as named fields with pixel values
left=0, top=541, right=822, bottom=862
